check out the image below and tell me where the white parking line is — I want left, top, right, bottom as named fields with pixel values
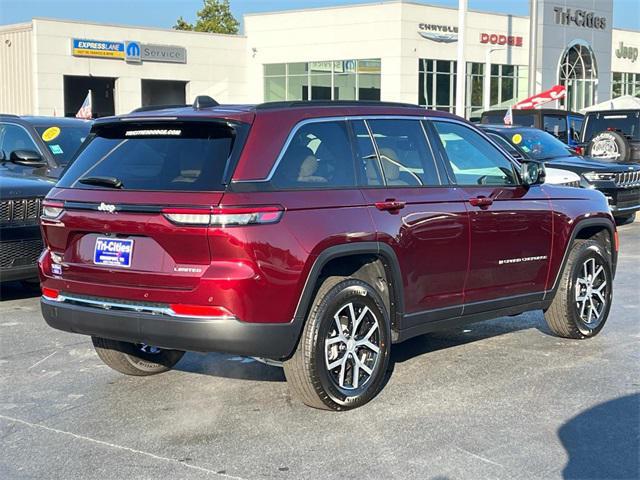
left=0, top=414, right=249, bottom=479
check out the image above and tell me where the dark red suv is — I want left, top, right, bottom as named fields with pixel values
left=39, top=99, right=618, bottom=410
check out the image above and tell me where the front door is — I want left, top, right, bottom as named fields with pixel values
left=352, top=119, right=469, bottom=323
left=428, top=120, right=552, bottom=312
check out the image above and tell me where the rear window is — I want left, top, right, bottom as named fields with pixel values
left=583, top=112, right=640, bottom=141
left=58, top=122, right=242, bottom=191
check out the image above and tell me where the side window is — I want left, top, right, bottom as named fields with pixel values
left=569, top=116, right=584, bottom=142
left=351, top=120, right=383, bottom=186
left=366, top=119, right=439, bottom=186
left=272, top=121, right=356, bottom=189
left=431, top=121, right=518, bottom=186
left=0, top=123, right=39, bottom=158
left=543, top=115, right=568, bottom=143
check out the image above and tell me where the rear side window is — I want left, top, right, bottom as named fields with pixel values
left=432, top=121, right=518, bottom=186
left=543, top=115, right=568, bottom=143
left=58, top=122, right=240, bottom=191
left=367, top=119, right=439, bottom=186
left=34, top=123, right=91, bottom=166
left=569, top=116, right=584, bottom=143
left=272, top=121, right=356, bottom=189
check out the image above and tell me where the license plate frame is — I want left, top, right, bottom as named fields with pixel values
left=93, top=237, right=134, bottom=268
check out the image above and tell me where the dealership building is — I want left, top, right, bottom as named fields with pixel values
left=1, top=0, right=639, bottom=119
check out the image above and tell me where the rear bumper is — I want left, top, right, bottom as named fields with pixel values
left=41, top=298, right=302, bottom=359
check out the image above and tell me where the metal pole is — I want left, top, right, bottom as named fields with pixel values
left=484, top=47, right=506, bottom=112
left=455, top=0, right=467, bottom=118
left=528, top=0, right=538, bottom=96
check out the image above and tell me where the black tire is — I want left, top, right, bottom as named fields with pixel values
left=283, top=276, right=391, bottom=411
left=92, top=336, right=185, bottom=376
left=587, top=131, right=630, bottom=162
left=614, top=212, right=636, bottom=225
left=544, top=240, right=613, bottom=339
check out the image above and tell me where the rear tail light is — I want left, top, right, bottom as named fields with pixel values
left=574, top=146, right=584, bottom=155
left=42, top=287, right=60, bottom=301
left=169, top=304, right=235, bottom=318
left=163, top=206, right=283, bottom=227
left=614, top=231, right=619, bottom=252
left=42, top=200, right=64, bottom=219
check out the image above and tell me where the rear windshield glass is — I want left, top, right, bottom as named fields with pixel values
left=583, top=113, right=640, bottom=141
left=482, top=112, right=535, bottom=127
left=35, top=123, right=91, bottom=166
left=58, top=122, right=239, bottom=191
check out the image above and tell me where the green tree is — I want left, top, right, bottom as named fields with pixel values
left=173, top=0, right=240, bottom=34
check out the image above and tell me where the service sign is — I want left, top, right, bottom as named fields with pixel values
left=141, top=44, right=187, bottom=64
left=72, top=39, right=125, bottom=59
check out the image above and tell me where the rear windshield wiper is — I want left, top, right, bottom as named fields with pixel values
left=78, top=176, right=123, bottom=189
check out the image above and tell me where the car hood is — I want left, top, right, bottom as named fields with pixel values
left=545, top=155, right=640, bottom=173
left=0, top=170, right=56, bottom=200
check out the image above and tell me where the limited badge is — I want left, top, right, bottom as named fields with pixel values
left=42, top=126, right=60, bottom=142
left=512, top=133, right=522, bottom=144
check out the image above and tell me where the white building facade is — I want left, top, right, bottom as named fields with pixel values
left=1, top=1, right=639, bottom=119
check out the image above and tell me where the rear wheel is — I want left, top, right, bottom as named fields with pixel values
left=544, top=240, right=613, bottom=339
left=587, top=131, right=630, bottom=162
left=92, top=336, right=185, bottom=376
left=284, top=277, right=391, bottom=411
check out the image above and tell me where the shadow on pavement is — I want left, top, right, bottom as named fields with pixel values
left=559, top=393, right=640, bottom=480
left=0, top=280, right=41, bottom=302
left=175, top=352, right=286, bottom=382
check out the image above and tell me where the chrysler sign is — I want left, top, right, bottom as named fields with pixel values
left=418, top=23, right=458, bottom=43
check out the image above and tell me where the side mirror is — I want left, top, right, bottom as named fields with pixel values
left=9, top=150, right=47, bottom=167
left=521, top=160, right=546, bottom=186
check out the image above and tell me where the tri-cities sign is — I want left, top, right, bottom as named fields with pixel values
left=553, top=7, right=607, bottom=30
left=72, top=38, right=187, bottom=64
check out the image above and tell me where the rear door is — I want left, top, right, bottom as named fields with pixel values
left=428, top=120, right=552, bottom=310
left=42, top=120, right=246, bottom=290
left=356, top=118, right=469, bottom=321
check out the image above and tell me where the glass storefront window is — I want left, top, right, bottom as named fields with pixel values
left=612, top=72, right=640, bottom=98
left=263, top=59, right=381, bottom=102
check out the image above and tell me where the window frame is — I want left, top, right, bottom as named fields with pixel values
left=425, top=118, right=523, bottom=187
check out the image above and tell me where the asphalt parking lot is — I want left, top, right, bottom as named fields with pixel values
left=1, top=221, right=638, bottom=480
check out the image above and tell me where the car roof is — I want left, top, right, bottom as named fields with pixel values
left=0, top=115, right=92, bottom=127
left=482, top=108, right=583, bottom=116
left=478, top=124, right=539, bottom=132
left=585, top=109, right=640, bottom=115
left=99, top=101, right=453, bottom=126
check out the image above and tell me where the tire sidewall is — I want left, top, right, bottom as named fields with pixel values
left=311, top=280, right=391, bottom=409
left=566, top=244, right=613, bottom=337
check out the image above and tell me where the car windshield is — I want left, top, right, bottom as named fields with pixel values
left=500, top=129, right=575, bottom=161
left=583, top=112, right=640, bottom=141
left=35, top=123, right=91, bottom=166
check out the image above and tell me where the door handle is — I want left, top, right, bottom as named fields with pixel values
left=375, top=199, right=406, bottom=212
left=469, top=196, right=494, bottom=208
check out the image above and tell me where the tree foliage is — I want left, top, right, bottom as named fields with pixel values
left=173, top=0, right=239, bottom=34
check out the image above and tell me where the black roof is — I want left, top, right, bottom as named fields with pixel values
left=0, top=115, right=92, bottom=127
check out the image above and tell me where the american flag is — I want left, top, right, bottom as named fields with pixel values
left=503, top=105, right=513, bottom=125
left=76, top=90, right=92, bottom=119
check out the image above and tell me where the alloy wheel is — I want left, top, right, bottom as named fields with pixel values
left=575, top=257, right=608, bottom=326
left=324, top=302, right=381, bottom=390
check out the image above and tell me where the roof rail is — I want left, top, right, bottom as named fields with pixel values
left=193, top=95, right=219, bottom=110
left=255, top=100, right=423, bottom=110
left=130, top=104, right=188, bottom=113
left=0, top=113, right=20, bottom=118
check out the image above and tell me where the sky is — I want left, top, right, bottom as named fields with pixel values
left=0, top=0, right=638, bottom=31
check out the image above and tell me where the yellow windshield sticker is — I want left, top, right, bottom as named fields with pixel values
left=42, top=126, right=61, bottom=142
left=512, top=133, right=522, bottom=145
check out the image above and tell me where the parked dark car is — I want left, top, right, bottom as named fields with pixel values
left=40, top=99, right=617, bottom=410
left=480, top=108, right=584, bottom=148
left=579, top=109, right=640, bottom=163
left=0, top=115, right=92, bottom=283
left=480, top=124, right=640, bottom=224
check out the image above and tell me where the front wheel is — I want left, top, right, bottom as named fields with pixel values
left=284, top=277, right=391, bottom=411
left=92, top=337, right=185, bottom=376
left=544, top=240, right=613, bottom=339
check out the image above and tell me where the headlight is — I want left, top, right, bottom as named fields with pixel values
left=583, top=172, right=616, bottom=182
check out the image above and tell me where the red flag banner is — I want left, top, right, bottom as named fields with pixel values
left=514, top=85, right=566, bottom=110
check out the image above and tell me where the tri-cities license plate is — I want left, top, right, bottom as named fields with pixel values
left=93, top=237, right=134, bottom=268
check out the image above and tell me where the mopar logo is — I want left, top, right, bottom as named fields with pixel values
left=125, top=41, right=141, bottom=63
left=97, top=202, right=116, bottom=213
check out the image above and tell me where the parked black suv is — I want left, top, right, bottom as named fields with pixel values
left=480, top=125, right=640, bottom=224
left=0, top=115, right=91, bottom=282
left=581, top=110, right=640, bottom=163
left=480, top=108, right=584, bottom=148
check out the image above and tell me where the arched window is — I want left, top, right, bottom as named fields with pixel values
left=558, top=41, right=598, bottom=111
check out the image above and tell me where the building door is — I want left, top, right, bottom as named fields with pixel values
left=141, top=79, right=187, bottom=107
left=63, top=75, right=115, bottom=118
